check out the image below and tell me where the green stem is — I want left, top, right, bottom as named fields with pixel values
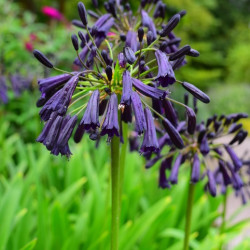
left=183, top=182, right=195, bottom=250
left=119, top=123, right=128, bottom=204
left=111, top=136, right=120, bottom=250
left=220, top=190, right=227, bottom=234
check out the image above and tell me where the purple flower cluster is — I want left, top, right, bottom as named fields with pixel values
left=33, top=1, right=210, bottom=158
left=132, top=92, right=249, bottom=200
left=0, top=74, right=32, bottom=104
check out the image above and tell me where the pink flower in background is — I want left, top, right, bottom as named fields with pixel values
left=42, top=6, right=63, bottom=21
left=25, top=42, right=33, bottom=52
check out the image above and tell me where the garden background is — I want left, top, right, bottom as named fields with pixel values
left=0, top=0, right=250, bottom=249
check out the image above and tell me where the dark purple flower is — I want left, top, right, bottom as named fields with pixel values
left=218, top=160, right=231, bottom=186
left=191, top=153, right=200, bottom=183
left=155, top=50, right=176, bottom=87
left=100, top=93, right=119, bottom=138
left=224, top=145, right=242, bottom=171
left=57, top=115, right=78, bottom=147
left=200, top=135, right=210, bottom=156
left=131, top=91, right=146, bottom=135
left=80, top=90, right=100, bottom=130
left=140, top=107, right=159, bottom=153
left=121, top=70, right=132, bottom=105
left=38, top=73, right=72, bottom=96
left=132, top=78, right=167, bottom=100
left=141, top=10, right=157, bottom=39
left=169, top=154, right=183, bottom=184
left=228, top=123, right=242, bottom=134
left=162, top=99, right=178, bottom=127
left=118, top=53, right=126, bottom=68
left=186, top=107, right=196, bottom=134
left=124, top=47, right=136, bottom=64
left=74, top=124, right=85, bottom=143
left=126, top=31, right=138, bottom=52
left=159, top=156, right=173, bottom=189
left=207, top=170, right=217, bottom=197
left=39, top=74, right=79, bottom=121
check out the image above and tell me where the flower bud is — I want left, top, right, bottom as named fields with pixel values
left=191, top=153, right=200, bottom=183
left=228, top=123, right=242, bottom=133
left=87, top=10, right=99, bottom=19
left=77, top=2, right=88, bottom=26
left=172, top=56, right=185, bottom=70
left=92, top=0, right=98, bottom=8
left=72, top=19, right=85, bottom=29
left=182, top=81, right=210, bottom=103
left=163, top=118, right=184, bottom=149
left=186, top=107, right=196, bottom=134
left=187, top=49, right=200, bottom=57
left=138, top=27, right=144, bottom=42
left=71, top=34, right=79, bottom=51
left=78, top=31, right=86, bottom=46
left=123, top=47, right=136, bottom=64
left=33, top=49, right=53, bottom=68
left=178, top=10, right=187, bottom=18
left=120, top=34, right=126, bottom=41
left=147, top=31, right=154, bottom=46
left=207, top=170, right=216, bottom=197
left=105, top=66, right=113, bottom=81
left=160, top=14, right=180, bottom=37
left=169, top=45, right=191, bottom=61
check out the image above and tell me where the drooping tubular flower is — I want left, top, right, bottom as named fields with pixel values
left=33, top=1, right=210, bottom=158
left=136, top=92, right=249, bottom=200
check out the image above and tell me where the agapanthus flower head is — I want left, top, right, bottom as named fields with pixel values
left=138, top=91, right=248, bottom=200
left=34, top=1, right=210, bottom=157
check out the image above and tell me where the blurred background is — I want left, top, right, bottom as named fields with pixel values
left=0, top=0, right=249, bottom=249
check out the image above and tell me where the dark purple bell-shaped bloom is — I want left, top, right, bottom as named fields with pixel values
left=118, top=52, right=126, bottom=68
left=37, top=112, right=59, bottom=144
left=200, top=135, right=210, bottom=156
left=218, top=160, right=231, bottom=186
left=100, top=93, right=119, bottom=138
left=120, top=70, right=132, bottom=105
left=162, top=99, right=178, bottom=127
left=131, top=91, right=146, bottom=135
left=56, top=115, right=77, bottom=146
left=39, top=74, right=79, bottom=121
left=169, top=154, right=183, bottom=184
left=186, top=107, right=196, bottom=134
left=80, top=90, right=100, bottom=130
left=132, top=78, right=167, bottom=100
left=126, top=30, right=138, bottom=52
left=159, top=156, right=173, bottom=189
left=140, top=107, right=159, bottom=153
left=224, top=145, right=242, bottom=171
left=207, top=170, right=217, bottom=197
left=191, top=153, right=200, bottom=183
left=155, top=50, right=176, bottom=87
left=141, top=10, right=157, bottom=39
left=38, top=73, right=72, bottom=95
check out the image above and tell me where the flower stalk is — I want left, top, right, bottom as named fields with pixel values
left=183, top=181, right=195, bottom=250
left=111, top=135, right=120, bottom=250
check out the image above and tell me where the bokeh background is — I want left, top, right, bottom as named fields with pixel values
left=0, top=0, right=250, bottom=249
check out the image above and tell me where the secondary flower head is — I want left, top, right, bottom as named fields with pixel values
left=34, top=1, right=209, bottom=157
left=138, top=92, right=248, bottom=199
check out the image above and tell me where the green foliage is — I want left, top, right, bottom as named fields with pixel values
left=0, top=112, right=249, bottom=249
